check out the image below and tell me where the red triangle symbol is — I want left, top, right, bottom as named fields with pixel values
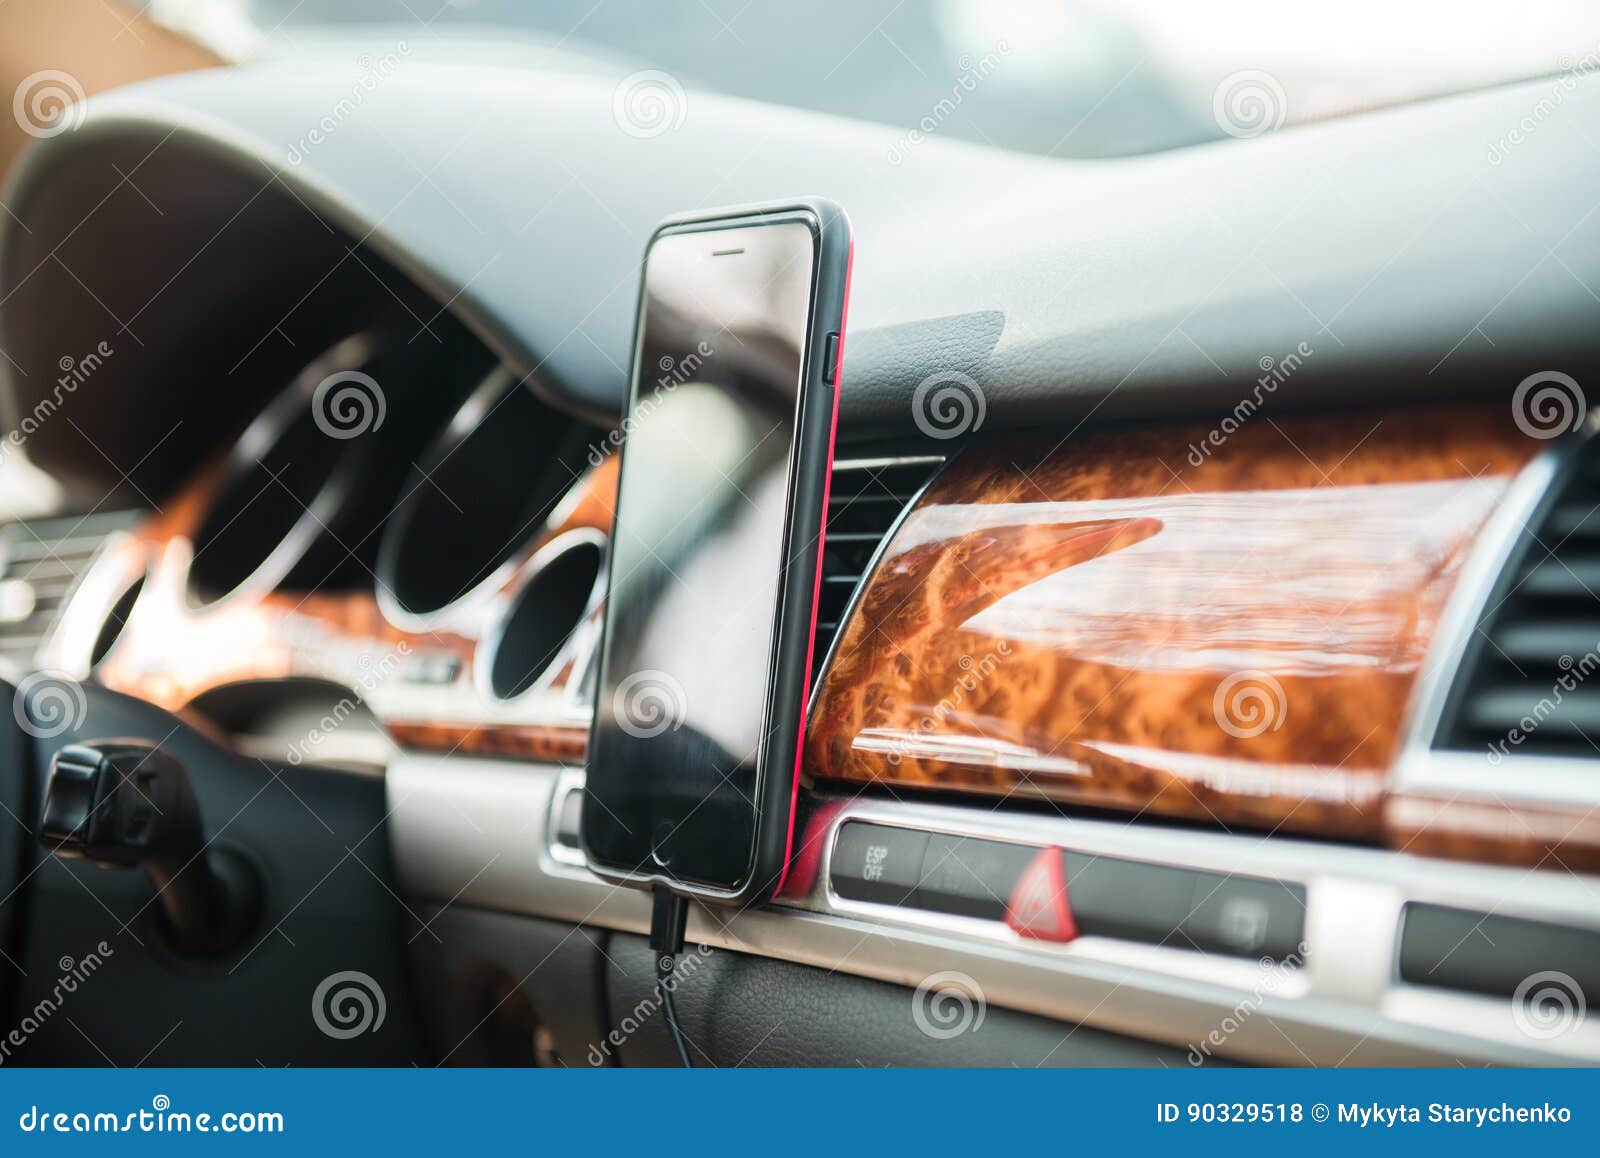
left=1005, top=848, right=1078, bottom=942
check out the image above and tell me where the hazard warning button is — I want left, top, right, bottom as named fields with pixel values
left=1004, top=847, right=1078, bottom=943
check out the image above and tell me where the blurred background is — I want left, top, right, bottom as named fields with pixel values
left=127, top=0, right=1600, bottom=157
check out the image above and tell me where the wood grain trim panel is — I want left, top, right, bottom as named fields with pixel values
left=1386, top=791, right=1600, bottom=874
left=805, top=402, right=1541, bottom=840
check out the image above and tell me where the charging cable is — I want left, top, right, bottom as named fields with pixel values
left=649, top=885, right=693, bottom=1067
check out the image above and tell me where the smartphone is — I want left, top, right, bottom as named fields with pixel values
left=581, top=199, right=852, bottom=905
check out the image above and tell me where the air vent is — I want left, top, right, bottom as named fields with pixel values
left=1437, top=444, right=1600, bottom=758
left=811, top=454, right=944, bottom=685
left=0, top=511, right=141, bottom=676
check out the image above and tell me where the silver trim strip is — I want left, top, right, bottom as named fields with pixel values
left=375, top=365, right=540, bottom=635
left=388, top=753, right=1600, bottom=1065
left=1397, top=447, right=1561, bottom=762
left=473, top=526, right=608, bottom=705
left=187, top=332, right=380, bottom=612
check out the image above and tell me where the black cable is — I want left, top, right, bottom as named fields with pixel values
left=649, top=884, right=694, bottom=1068
left=655, top=951, right=694, bottom=1068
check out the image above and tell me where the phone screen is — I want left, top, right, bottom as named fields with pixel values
left=584, top=218, right=819, bottom=891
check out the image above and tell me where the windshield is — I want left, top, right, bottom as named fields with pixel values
left=147, top=0, right=1600, bottom=157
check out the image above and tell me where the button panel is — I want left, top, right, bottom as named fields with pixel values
left=830, top=822, right=1306, bottom=960
left=1181, top=873, right=1306, bottom=959
left=917, top=833, right=1038, bottom=919
left=1399, top=903, right=1600, bottom=1001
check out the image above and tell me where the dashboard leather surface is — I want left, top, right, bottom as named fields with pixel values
left=407, top=904, right=611, bottom=1068
left=605, top=934, right=1210, bottom=1067
left=5, top=62, right=1600, bottom=491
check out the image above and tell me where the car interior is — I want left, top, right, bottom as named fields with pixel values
left=0, top=0, right=1597, bottom=1067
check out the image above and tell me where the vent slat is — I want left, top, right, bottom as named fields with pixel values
left=1439, top=449, right=1600, bottom=758
left=1518, top=558, right=1600, bottom=599
left=1492, top=621, right=1600, bottom=664
left=1465, top=687, right=1600, bottom=738
left=1539, top=503, right=1600, bottom=541
left=0, top=510, right=141, bottom=672
left=809, top=454, right=943, bottom=688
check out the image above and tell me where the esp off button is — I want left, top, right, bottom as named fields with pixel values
left=831, top=822, right=929, bottom=909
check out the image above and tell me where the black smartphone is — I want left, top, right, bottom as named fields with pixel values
left=581, top=199, right=852, bottom=905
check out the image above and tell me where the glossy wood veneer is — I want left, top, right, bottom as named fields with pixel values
left=805, top=403, right=1540, bottom=839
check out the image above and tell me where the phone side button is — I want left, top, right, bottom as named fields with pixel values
left=822, top=331, right=840, bottom=385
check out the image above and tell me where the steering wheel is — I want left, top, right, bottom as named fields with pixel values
left=0, top=676, right=39, bottom=1014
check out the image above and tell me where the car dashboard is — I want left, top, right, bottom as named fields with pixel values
left=2, top=56, right=1599, bottom=1067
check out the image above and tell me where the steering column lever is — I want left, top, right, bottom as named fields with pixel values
left=40, top=739, right=262, bottom=956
